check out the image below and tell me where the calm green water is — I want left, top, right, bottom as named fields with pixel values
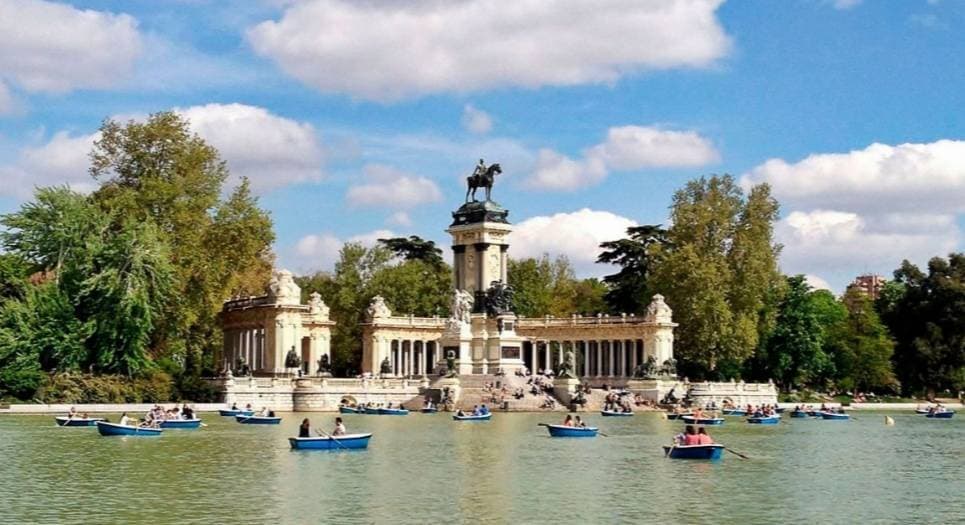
left=0, top=411, right=961, bottom=524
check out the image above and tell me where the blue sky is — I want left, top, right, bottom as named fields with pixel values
left=0, top=0, right=963, bottom=292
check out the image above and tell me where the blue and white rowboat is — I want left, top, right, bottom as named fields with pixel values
left=420, top=407, right=439, bottom=414
left=236, top=415, right=282, bottom=424
left=820, top=412, right=850, bottom=420
left=681, top=416, right=725, bottom=426
left=926, top=411, right=955, bottom=419
left=544, top=424, right=598, bottom=438
left=219, top=409, right=254, bottom=417
left=790, top=411, right=808, bottom=418
left=339, top=406, right=362, bottom=414
left=747, top=415, right=781, bottom=425
left=159, top=418, right=202, bottom=429
left=363, top=407, right=381, bottom=415
left=452, top=413, right=491, bottom=421
left=96, top=421, right=162, bottom=437
left=601, top=410, right=634, bottom=417
left=663, top=444, right=724, bottom=460
left=377, top=408, right=409, bottom=416
left=55, top=416, right=104, bottom=427
left=289, top=433, right=373, bottom=450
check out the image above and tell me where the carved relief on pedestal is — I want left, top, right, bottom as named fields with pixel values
left=366, top=295, right=392, bottom=320
left=308, top=292, right=330, bottom=319
left=267, top=269, right=301, bottom=305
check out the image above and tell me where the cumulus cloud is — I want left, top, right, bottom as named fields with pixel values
left=0, top=0, right=142, bottom=93
left=0, top=131, right=99, bottom=199
left=289, top=229, right=396, bottom=273
left=525, top=126, right=719, bottom=190
left=387, top=212, right=413, bottom=227
left=346, top=164, right=442, bottom=208
left=177, top=103, right=324, bottom=193
left=509, top=208, right=637, bottom=276
left=247, top=0, right=730, bottom=100
left=804, top=274, right=832, bottom=292
left=462, top=105, right=493, bottom=135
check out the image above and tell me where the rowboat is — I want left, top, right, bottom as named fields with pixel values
left=544, top=424, right=598, bottom=438
left=452, top=413, right=491, bottom=421
left=681, top=416, right=724, bottom=426
left=420, top=407, right=439, bottom=414
left=775, top=407, right=787, bottom=414
left=363, top=407, right=381, bottom=415
left=790, top=411, right=808, bottom=418
left=601, top=410, right=634, bottom=417
left=159, top=418, right=202, bottom=429
left=96, top=421, right=162, bottom=437
left=377, top=408, right=409, bottom=416
left=722, top=409, right=747, bottom=416
left=663, top=444, right=724, bottom=460
left=820, top=412, right=850, bottom=420
left=339, top=406, right=362, bottom=414
left=55, top=416, right=104, bottom=427
left=219, top=409, right=254, bottom=417
left=747, top=415, right=781, bottom=425
left=665, top=413, right=691, bottom=420
left=235, top=415, right=282, bottom=424
left=289, top=433, right=373, bottom=450
left=926, top=411, right=955, bottom=419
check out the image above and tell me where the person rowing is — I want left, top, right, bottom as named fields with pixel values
left=683, top=425, right=700, bottom=445
left=563, top=414, right=574, bottom=427
left=332, top=417, right=346, bottom=436
left=697, top=427, right=714, bottom=444
left=67, top=406, right=78, bottom=419
left=259, top=406, right=271, bottom=417
left=118, top=412, right=132, bottom=427
left=299, top=418, right=312, bottom=438
left=231, top=402, right=239, bottom=411
left=574, top=416, right=586, bottom=428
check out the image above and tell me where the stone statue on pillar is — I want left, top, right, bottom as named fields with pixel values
left=484, top=280, right=514, bottom=317
left=380, top=356, right=392, bottom=376
left=316, top=354, right=332, bottom=377
left=366, top=295, right=392, bottom=320
left=557, top=348, right=576, bottom=379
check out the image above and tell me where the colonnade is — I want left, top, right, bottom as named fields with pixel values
left=386, top=339, right=438, bottom=377
left=523, top=339, right=646, bottom=378
left=223, top=327, right=265, bottom=373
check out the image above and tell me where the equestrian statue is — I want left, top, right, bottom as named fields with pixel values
left=465, top=159, right=502, bottom=202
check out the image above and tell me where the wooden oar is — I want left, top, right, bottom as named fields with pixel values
left=665, top=444, right=675, bottom=458
left=316, top=428, right=347, bottom=450
left=724, top=447, right=749, bottom=460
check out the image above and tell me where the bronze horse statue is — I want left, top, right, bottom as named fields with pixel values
left=465, top=163, right=501, bottom=202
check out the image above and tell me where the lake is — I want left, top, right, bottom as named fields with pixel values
left=0, top=411, right=961, bottom=524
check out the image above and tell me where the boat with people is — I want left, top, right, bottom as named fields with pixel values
left=159, top=418, right=203, bottom=429
left=453, top=413, right=491, bottom=421
left=96, top=421, right=163, bottom=437
left=663, top=444, right=725, bottom=460
left=219, top=409, right=254, bottom=417
left=820, top=411, right=850, bottom=420
left=601, top=410, right=634, bottom=417
left=55, top=416, right=105, bottom=427
left=363, top=406, right=381, bottom=414
left=289, top=433, right=373, bottom=450
left=926, top=410, right=955, bottom=419
left=544, top=424, right=598, bottom=438
left=747, top=415, right=781, bottom=425
left=339, top=405, right=362, bottom=414
left=681, top=416, right=724, bottom=426
left=236, top=415, right=282, bottom=425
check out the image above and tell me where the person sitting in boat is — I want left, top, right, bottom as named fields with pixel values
left=697, top=427, right=714, bottom=444
left=245, top=403, right=253, bottom=411
left=118, top=412, right=132, bottom=427
left=691, top=408, right=704, bottom=420
left=299, top=418, right=312, bottom=438
left=471, top=405, right=481, bottom=416
left=563, top=414, right=574, bottom=427
left=480, top=404, right=489, bottom=415
left=456, top=409, right=466, bottom=417
left=231, top=402, right=239, bottom=411
left=182, top=404, right=195, bottom=420
left=67, top=407, right=78, bottom=419
left=683, top=425, right=700, bottom=445
left=260, top=406, right=271, bottom=417
left=332, top=417, right=346, bottom=436
left=574, top=416, right=586, bottom=428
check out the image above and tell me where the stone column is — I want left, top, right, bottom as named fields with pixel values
left=630, top=339, right=637, bottom=377
left=608, top=340, right=615, bottom=377
left=595, top=341, right=602, bottom=378
left=582, top=341, right=589, bottom=378
left=618, top=340, right=626, bottom=377
left=543, top=341, right=551, bottom=373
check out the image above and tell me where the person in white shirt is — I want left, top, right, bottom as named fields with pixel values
left=260, top=407, right=270, bottom=417
left=332, top=417, right=346, bottom=436
left=118, top=412, right=131, bottom=426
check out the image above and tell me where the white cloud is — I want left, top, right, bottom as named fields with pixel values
left=387, top=211, right=413, bottom=227
left=804, top=274, right=832, bottom=292
left=177, top=103, right=324, bottom=193
left=742, top=140, right=965, bottom=215
left=247, top=0, right=730, bottom=101
left=0, top=131, right=99, bottom=199
left=0, top=0, right=142, bottom=93
left=289, top=229, right=396, bottom=273
left=462, top=105, right=493, bottom=135
left=509, top=208, right=637, bottom=276
left=525, top=126, right=719, bottom=190
left=346, top=164, right=442, bottom=208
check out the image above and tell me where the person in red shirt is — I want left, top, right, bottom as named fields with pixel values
left=683, top=425, right=701, bottom=445
left=697, top=427, right=714, bottom=444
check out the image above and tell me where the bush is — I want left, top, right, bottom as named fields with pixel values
left=172, top=373, right=221, bottom=403
left=34, top=371, right=174, bottom=404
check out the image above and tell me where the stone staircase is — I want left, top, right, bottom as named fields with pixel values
left=418, top=374, right=566, bottom=412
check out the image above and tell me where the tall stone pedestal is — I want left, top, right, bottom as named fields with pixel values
left=553, top=377, right=582, bottom=406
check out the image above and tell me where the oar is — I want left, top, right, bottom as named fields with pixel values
left=665, top=444, right=675, bottom=458
left=724, top=447, right=749, bottom=460
left=316, top=428, right=347, bottom=450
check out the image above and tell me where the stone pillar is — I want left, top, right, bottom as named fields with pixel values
left=596, top=340, right=603, bottom=378
left=582, top=341, right=589, bottom=378
left=630, top=339, right=637, bottom=377
left=619, top=340, right=626, bottom=377
left=608, top=340, right=615, bottom=377
left=543, top=341, right=551, bottom=374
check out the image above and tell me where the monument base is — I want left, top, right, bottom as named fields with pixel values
left=552, top=377, right=582, bottom=407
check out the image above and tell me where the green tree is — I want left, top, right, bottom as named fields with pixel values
left=89, top=113, right=274, bottom=370
left=378, top=236, right=444, bottom=267
left=650, top=175, right=783, bottom=378
left=597, top=225, right=667, bottom=314
left=878, top=254, right=964, bottom=396
left=571, top=278, right=609, bottom=316
left=507, top=255, right=587, bottom=317
left=761, top=275, right=829, bottom=390
left=828, top=288, right=897, bottom=393
left=370, top=260, right=451, bottom=318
